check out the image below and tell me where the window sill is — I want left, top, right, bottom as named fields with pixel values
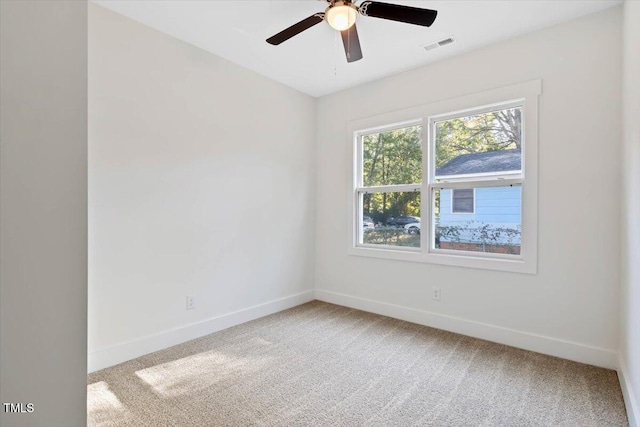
left=348, top=245, right=536, bottom=274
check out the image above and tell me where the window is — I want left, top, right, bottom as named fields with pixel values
left=356, top=124, right=422, bottom=249
left=451, top=189, right=474, bottom=214
left=432, top=105, right=523, bottom=257
left=349, top=80, right=540, bottom=273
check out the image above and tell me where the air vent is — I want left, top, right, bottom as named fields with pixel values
left=422, top=35, right=455, bottom=52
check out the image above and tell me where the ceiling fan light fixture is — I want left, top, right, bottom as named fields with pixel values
left=266, top=0, right=438, bottom=64
left=325, top=2, right=358, bottom=31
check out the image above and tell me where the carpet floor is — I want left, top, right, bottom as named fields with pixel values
left=88, top=301, right=628, bottom=426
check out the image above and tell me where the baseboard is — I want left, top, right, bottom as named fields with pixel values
left=315, top=289, right=617, bottom=370
left=88, top=290, right=315, bottom=373
left=619, top=356, right=639, bottom=427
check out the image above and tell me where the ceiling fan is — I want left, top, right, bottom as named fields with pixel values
left=266, top=1, right=438, bottom=63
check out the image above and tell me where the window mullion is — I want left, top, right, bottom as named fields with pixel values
left=422, top=122, right=431, bottom=253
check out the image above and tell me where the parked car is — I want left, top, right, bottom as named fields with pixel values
left=404, top=222, right=421, bottom=234
left=363, top=216, right=375, bottom=232
left=386, top=216, right=420, bottom=227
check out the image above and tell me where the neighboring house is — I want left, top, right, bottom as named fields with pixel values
left=436, top=149, right=522, bottom=252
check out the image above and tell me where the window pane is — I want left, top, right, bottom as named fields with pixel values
left=363, top=125, right=422, bottom=186
left=434, top=186, right=521, bottom=255
left=452, top=189, right=474, bottom=213
left=361, top=191, right=420, bottom=248
left=435, top=107, right=522, bottom=179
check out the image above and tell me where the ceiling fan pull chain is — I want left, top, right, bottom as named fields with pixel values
left=334, top=30, right=338, bottom=76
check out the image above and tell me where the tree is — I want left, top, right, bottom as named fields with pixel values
left=363, top=126, right=421, bottom=221
left=363, top=126, right=421, bottom=186
left=435, top=107, right=521, bottom=168
left=359, top=107, right=522, bottom=224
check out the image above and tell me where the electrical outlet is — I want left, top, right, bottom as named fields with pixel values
left=432, top=287, right=441, bottom=301
left=186, top=295, right=196, bottom=310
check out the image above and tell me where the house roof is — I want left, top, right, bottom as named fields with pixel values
left=436, top=149, right=521, bottom=176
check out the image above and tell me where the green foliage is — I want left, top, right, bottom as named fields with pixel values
left=435, top=108, right=521, bottom=168
left=360, top=108, right=522, bottom=222
left=363, top=227, right=420, bottom=248
left=363, top=126, right=422, bottom=186
left=363, top=192, right=420, bottom=223
left=362, top=126, right=421, bottom=221
left=436, top=224, right=462, bottom=242
left=436, top=221, right=521, bottom=254
left=470, top=223, right=520, bottom=246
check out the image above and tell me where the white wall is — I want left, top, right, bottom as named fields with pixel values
left=0, top=1, right=88, bottom=426
left=88, top=4, right=316, bottom=371
left=620, top=1, right=640, bottom=425
left=315, top=7, right=622, bottom=368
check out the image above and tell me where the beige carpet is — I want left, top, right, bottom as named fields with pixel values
left=88, top=301, right=628, bottom=426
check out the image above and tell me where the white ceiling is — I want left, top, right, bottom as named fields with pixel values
left=93, top=0, right=621, bottom=97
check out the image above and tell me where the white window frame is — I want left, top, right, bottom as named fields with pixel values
left=354, top=120, right=422, bottom=252
left=451, top=188, right=475, bottom=214
left=347, top=80, right=540, bottom=274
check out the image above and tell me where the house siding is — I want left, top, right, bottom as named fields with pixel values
left=439, top=186, right=521, bottom=244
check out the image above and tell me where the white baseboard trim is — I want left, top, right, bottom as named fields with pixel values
left=619, top=356, right=639, bottom=427
left=88, top=290, right=315, bottom=373
left=315, top=289, right=617, bottom=370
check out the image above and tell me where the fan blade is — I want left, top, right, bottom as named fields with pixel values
left=266, top=13, right=325, bottom=45
left=341, top=24, right=363, bottom=63
left=359, top=1, right=437, bottom=27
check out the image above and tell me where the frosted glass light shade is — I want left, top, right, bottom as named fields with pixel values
left=326, top=3, right=358, bottom=31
